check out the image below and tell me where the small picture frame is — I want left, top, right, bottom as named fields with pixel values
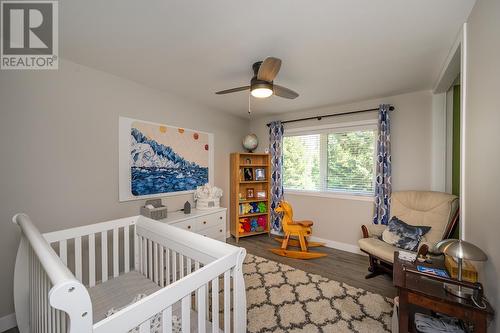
left=243, top=167, right=253, bottom=181
left=245, top=158, right=252, bottom=164
left=254, top=168, right=265, bottom=181
left=246, top=188, right=255, bottom=199
left=256, top=190, right=266, bottom=199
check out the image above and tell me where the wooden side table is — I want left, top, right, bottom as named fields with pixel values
left=393, top=252, right=494, bottom=332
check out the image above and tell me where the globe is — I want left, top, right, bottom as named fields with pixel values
left=242, top=134, right=259, bottom=152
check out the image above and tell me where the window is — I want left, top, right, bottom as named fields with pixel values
left=283, top=123, right=376, bottom=196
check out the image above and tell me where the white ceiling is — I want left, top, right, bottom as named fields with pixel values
left=61, top=0, right=475, bottom=117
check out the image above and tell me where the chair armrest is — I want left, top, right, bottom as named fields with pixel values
left=417, top=243, right=429, bottom=257
left=361, top=224, right=387, bottom=238
left=418, top=238, right=439, bottom=254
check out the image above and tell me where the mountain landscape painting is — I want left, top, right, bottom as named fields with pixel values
left=130, top=121, right=210, bottom=196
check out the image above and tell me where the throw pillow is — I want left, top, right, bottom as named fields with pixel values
left=382, top=217, right=431, bottom=251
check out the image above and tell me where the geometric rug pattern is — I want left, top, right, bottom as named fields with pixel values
left=243, top=254, right=393, bottom=333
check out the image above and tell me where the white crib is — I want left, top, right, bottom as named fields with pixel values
left=13, top=213, right=247, bottom=333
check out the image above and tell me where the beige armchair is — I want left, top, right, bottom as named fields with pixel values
left=359, top=191, right=459, bottom=279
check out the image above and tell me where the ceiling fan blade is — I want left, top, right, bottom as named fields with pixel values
left=215, top=86, right=250, bottom=95
left=257, top=57, right=282, bottom=82
left=274, top=85, right=299, bottom=99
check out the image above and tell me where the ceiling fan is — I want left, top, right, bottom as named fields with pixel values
left=215, top=57, right=299, bottom=99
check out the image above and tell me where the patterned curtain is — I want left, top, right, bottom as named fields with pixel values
left=373, top=104, right=392, bottom=225
left=269, top=121, right=284, bottom=233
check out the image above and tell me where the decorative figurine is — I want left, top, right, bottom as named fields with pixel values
left=194, top=184, right=223, bottom=210
left=184, top=201, right=191, bottom=214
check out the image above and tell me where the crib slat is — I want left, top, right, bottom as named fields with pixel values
left=48, top=284, right=52, bottom=333
left=37, top=259, right=41, bottom=333
left=124, top=225, right=130, bottom=273
left=165, top=248, right=171, bottom=285
left=42, top=266, right=45, bottom=333
left=212, top=277, right=219, bottom=332
left=35, top=258, right=42, bottom=332
left=181, top=294, right=191, bottom=333
left=224, top=270, right=231, bottom=333
left=142, top=236, right=147, bottom=275
left=179, top=254, right=185, bottom=279
left=59, top=240, right=67, bottom=265
left=162, top=306, right=172, bottom=333
left=113, top=228, right=119, bottom=277
left=88, top=233, right=96, bottom=287
left=172, top=251, right=177, bottom=282
left=101, top=231, right=108, bottom=282
left=159, top=246, right=165, bottom=287
left=198, top=285, right=206, bottom=332
left=187, top=258, right=192, bottom=275
left=154, top=242, right=158, bottom=284
left=45, top=273, right=48, bottom=332
left=148, top=239, right=153, bottom=279
left=138, top=236, right=143, bottom=275
left=75, top=236, right=82, bottom=281
left=29, top=247, right=33, bottom=332
left=55, top=309, right=60, bottom=333
left=134, top=224, right=139, bottom=271
left=193, top=260, right=200, bottom=312
left=139, top=320, right=150, bottom=333
left=61, top=311, right=67, bottom=333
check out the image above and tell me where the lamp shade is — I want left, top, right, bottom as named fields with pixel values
left=436, top=239, right=487, bottom=261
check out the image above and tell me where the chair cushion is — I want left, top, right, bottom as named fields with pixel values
left=358, top=237, right=399, bottom=263
left=391, top=191, right=458, bottom=247
left=381, top=217, right=431, bottom=251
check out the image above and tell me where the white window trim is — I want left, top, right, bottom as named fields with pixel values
left=285, top=189, right=374, bottom=202
left=285, top=119, right=377, bottom=135
left=283, top=119, right=378, bottom=201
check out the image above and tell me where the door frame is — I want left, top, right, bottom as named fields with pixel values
left=433, top=23, right=468, bottom=240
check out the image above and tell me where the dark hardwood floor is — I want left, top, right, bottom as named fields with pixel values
left=227, top=234, right=396, bottom=299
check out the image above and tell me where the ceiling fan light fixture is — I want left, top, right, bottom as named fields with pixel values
left=251, top=82, right=273, bottom=98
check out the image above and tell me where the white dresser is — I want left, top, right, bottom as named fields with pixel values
left=158, top=208, right=227, bottom=242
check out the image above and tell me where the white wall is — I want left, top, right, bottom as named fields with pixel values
left=249, top=90, right=434, bottom=248
left=464, top=0, right=500, bottom=331
left=0, top=59, right=248, bottom=318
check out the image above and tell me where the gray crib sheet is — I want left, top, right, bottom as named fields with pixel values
left=87, top=271, right=221, bottom=332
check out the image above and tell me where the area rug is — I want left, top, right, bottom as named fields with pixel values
left=243, top=254, right=393, bottom=333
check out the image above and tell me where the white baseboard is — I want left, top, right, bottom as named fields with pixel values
left=309, top=236, right=365, bottom=255
left=0, top=313, right=16, bottom=332
left=227, top=229, right=365, bottom=256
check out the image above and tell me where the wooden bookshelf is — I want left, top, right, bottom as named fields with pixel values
left=230, top=152, right=271, bottom=242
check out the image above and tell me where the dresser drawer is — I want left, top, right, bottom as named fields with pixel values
left=195, top=212, right=225, bottom=231
left=199, top=225, right=226, bottom=242
left=162, top=209, right=226, bottom=242
left=173, top=219, right=196, bottom=232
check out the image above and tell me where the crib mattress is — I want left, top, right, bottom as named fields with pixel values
left=88, top=271, right=221, bottom=332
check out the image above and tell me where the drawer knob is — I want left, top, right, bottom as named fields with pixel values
left=219, top=216, right=223, bottom=220
left=219, top=229, right=223, bottom=233
left=188, top=226, right=191, bottom=229
left=203, top=221, right=207, bottom=224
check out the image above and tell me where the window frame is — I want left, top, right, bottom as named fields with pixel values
left=283, top=120, right=377, bottom=201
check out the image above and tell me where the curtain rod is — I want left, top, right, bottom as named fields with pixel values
left=266, top=105, right=395, bottom=127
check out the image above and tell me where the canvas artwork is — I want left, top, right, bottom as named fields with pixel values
left=119, top=118, right=213, bottom=201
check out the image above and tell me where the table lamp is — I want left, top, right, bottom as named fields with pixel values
left=436, top=239, right=487, bottom=298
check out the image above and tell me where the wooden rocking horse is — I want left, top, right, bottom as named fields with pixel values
left=269, top=201, right=327, bottom=259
